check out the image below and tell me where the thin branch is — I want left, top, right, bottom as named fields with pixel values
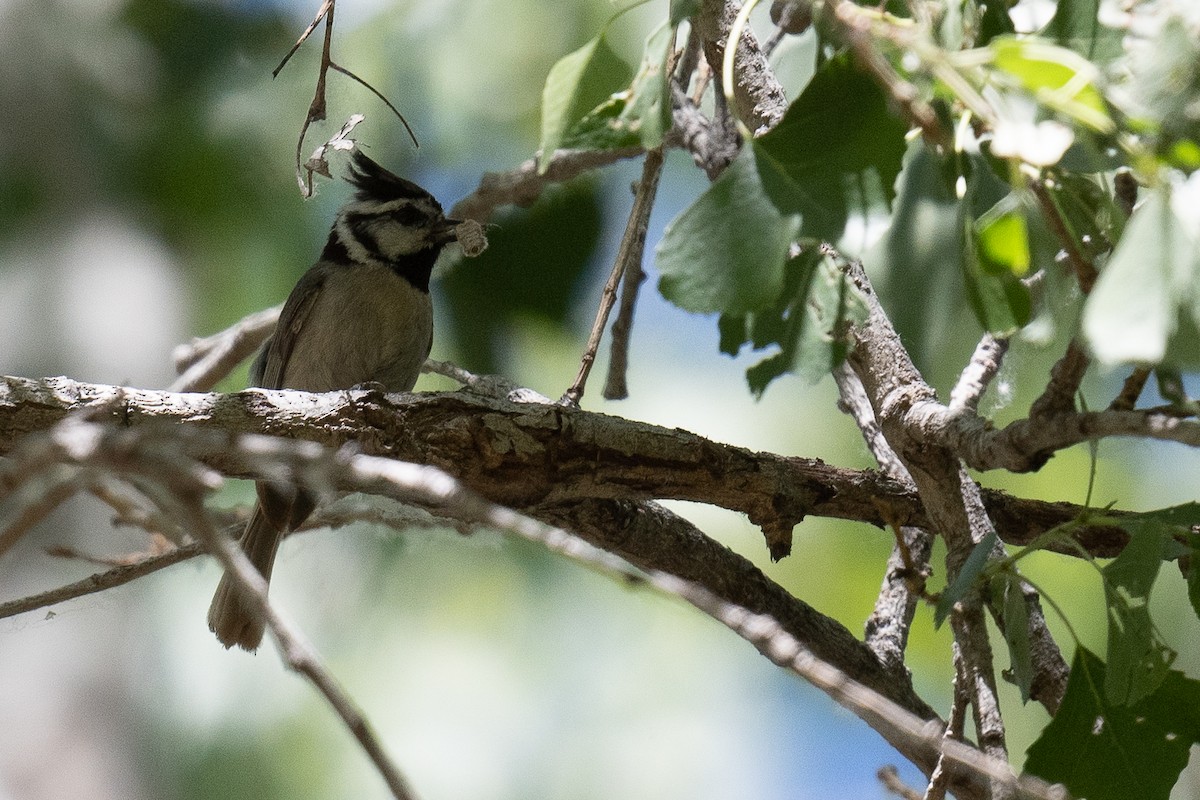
left=171, top=305, right=280, bottom=392
left=0, top=471, right=80, bottom=559
left=923, top=656, right=972, bottom=800
left=0, top=542, right=202, bottom=620
left=835, top=363, right=931, bottom=672
left=184, top=499, right=419, bottom=800
left=1, top=500, right=447, bottom=622
left=603, top=148, right=665, bottom=401
left=448, top=147, right=645, bottom=223
left=669, top=84, right=739, bottom=179
left=879, top=765, right=923, bottom=800
left=1028, top=339, right=1090, bottom=419
left=950, top=334, right=1010, bottom=414
left=562, top=148, right=665, bottom=406
left=1110, top=366, right=1150, bottom=411
left=272, top=0, right=332, bottom=78
left=911, top=399, right=1200, bottom=473
left=822, top=0, right=949, bottom=149
left=275, top=0, right=416, bottom=197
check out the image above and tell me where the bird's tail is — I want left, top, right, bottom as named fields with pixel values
left=207, top=504, right=283, bottom=651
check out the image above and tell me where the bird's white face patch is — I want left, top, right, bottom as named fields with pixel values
left=337, top=197, right=447, bottom=264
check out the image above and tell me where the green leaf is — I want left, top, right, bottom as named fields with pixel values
left=1042, top=172, right=1120, bottom=261
left=755, top=53, right=909, bottom=241
left=1083, top=187, right=1200, bottom=366
left=975, top=195, right=1031, bottom=275
left=742, top=252, right=868, bottom=394
left=656, top=145, right=800, bottom=314
left=960, top=148, right=1031, bottom=334
left=1025, top=648, right=1200, bottom=800
left=963, top=220, right=1032, bottom=335
left=618, top=22, right=673, bottom=149
left=995, top=573, right=1034, bottom=702
left=1188, top=538, right=1200, bottom=623
left=935, top=530, right=998, bottom=627
left=1118, top=502, right=1200, bottom=622
left=538, top=32, right=632, bottom=170
left=990, top=36, right=1114, bottom=133
left=870, top=143, right=965, bottom=369
left=1121, top=502, right=1200, bottom=530
left=718, top=313, right=749, bottom=356
left=660, top=172, right=866, bottom=395
left=1101, top=520, right=1176, bottom=705
left=1044, top=0, right=1125, bottom=63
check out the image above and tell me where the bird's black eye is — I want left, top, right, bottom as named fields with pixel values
left=389, top=205, right=425, bottom=226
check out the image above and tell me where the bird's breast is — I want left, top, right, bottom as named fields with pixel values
left=281, top=263, right=433, bottom=392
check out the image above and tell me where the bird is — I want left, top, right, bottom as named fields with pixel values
left=207, top=150, right=461, bottom=650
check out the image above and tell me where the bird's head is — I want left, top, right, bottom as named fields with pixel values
left=334, top=150, right=460, bottom=266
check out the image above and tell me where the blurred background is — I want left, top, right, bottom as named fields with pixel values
left=1, top=0, right=1199, bottom=798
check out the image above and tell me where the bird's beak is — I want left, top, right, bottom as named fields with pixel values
left=437, top=217, right=463, bottom=244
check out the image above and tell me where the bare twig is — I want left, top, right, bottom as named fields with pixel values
left=923, top=657, right=972, bottom=800
left=835, top=364, right=931, bottom=672
left=1110, top=366, right=1150, bottom=411
left=1029, top=340, right=1090, bottom=418
left=561, top=148, right=665, bottom=406
left=950, top=334, right=1010, bottom=413
left=879, top=765, right=923, bottom=800
left=0, top=472, right=80, bottom=559
left=603, top=148, right=665, bottom=400
left=1, top=500, right=446, bottom=623
left=185, top=498, right=419, bottom=800
left=0, top=542, right=202, bottom=620
left=448, top=147, right=645, bottom=223
left=275, top=0, right=416, bottom=197
left=669, top=85, right=740, bottom=178
left=171, top=305, right=280, bottom=392
left=272, top=0, right=331, bottom=78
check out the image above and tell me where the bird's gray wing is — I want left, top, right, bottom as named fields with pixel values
left=258, top=265, right=329, bottom=389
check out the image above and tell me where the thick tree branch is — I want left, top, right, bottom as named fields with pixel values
left=843, top=259, right=1070, bottom=724
left=0, top=376, right=1134, bottom=558
left=695, top=0, right=788, bottom=134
